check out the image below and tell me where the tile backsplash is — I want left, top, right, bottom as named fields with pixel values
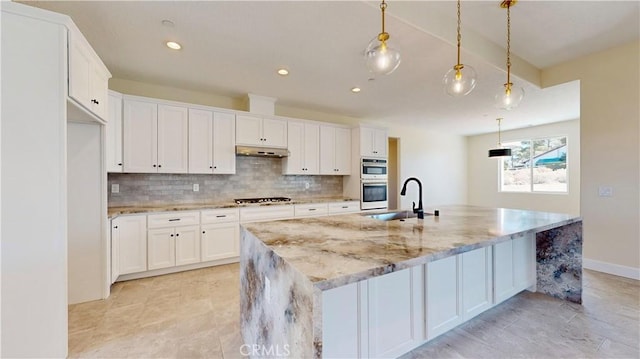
left=108, top=157, right=344, bottom=207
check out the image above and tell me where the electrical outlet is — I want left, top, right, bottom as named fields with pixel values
left=304, top=182, right=310, bottom=190
left=111, top=184, right=119, bottom=193
left=598, top=186, right=613, bottom=197
left=193, top=183, right=200, bottom=192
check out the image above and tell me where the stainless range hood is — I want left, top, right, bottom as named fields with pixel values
left=236, top=145, right=289, bottom=158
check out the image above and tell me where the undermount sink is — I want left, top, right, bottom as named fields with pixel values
left=365, top=210, right=431, bottom=221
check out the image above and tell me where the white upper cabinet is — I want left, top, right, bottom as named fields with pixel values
left=320, top=125, right=351, bottom=175
left=106, top=91, right=123, bottom=172
left=284, top=121, right=319, bottom=175
left=236, top=114, right=287, bottom=148
left=123, top=98, right=188, bottom=173
left=157, top=105, right=188, bottom=173
left=360, top=126, right=388, bottom=158
left=68, top=27, right=110, bottom=120
left=123, top=99, right=158, bottom=173
left=188, top=109, right=236, bottom=174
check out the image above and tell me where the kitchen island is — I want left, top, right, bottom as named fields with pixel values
left=240, top=205, right=582, bottom=358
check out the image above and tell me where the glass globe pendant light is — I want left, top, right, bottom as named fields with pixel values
left=495, top=0, right=524, bottom=110
left=443, top=0, right=477, bottom=96
left=364, top=0, right=401, bottom=76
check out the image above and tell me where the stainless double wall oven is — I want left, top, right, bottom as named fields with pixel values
left=361, top=158, right=388, bottom=210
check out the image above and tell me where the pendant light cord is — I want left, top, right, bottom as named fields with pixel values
left=456, top=0, right=461, bottom=66
left=380, top=0, right=387, bottom=35
left=506, top=3, right=512, bottom=87
left=497, top=118, right=503, bottom=146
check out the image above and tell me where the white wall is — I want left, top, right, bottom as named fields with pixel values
left=467, top=119, right=580, bottom=215
left=391, top=126, right=468, bottom=210
left=1, top=8, right=69, bottom=357
left=67, top=123, right=105, bottom=304
left=542, top=41, right=639, bottom=278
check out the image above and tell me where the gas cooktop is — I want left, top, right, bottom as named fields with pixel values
left=234, top=197, right=292, bottom=205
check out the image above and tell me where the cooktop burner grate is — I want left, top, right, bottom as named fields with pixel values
left=234, top=197, right=292, bottom=204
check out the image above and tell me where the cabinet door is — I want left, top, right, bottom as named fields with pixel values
left=212, top=112, right=236, bottom=174
left=262, top=118, right=287, bottom=147
left=157, top=105, right=188, bottom=173
left=284, top=121, right=305, bottom=175
left=494, top=240, right=515, bottom=304
left=368, top=268, right=423, bottom=358
left=175, top=225, right=201, bottom=266
left=513, top=234, right=535, bottom=292
left=303, top=123, right=320, bottom=174
left=123, top=99, right=158, bottom=173
left=360, top=127, right=375, bottom=157
left=188, top=108, right=214, bottom=174
left=323, top=282, right=361, bottom=359
left=68, top=38, right=91, bottom=110
left=114, top=215, right=147, bottom=275
left=148, top=228, right=176, bottom=270
left=334, top=127, right=351, bottom=174
left=236, top=114, right=262, bottom=145
left=89, top=65, right=109, bottom=119
left=319, top=125, right=336, bottom=175
left=106, top=92, right=123, bottom=172
left=201, top=223, right=239, bottom=261
left=462, top=247, right=493, bottom=320
left=426, top=255, right=463, bottom=340
left=110, top=220, right=120, bottom=283
left=372, top=128, right=388, bottom=157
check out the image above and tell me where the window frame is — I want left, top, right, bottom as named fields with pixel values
left=498, top=135, right=569, bottom=195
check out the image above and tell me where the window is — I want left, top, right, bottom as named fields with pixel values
left=501, top=136, right=567, bottom=193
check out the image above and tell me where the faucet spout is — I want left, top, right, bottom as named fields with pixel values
left=400, top=177, right=424, bottom=219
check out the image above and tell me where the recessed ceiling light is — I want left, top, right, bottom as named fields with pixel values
left=166, top=41, right=182, bottom=50
left=351, top=87, right=361, bottom=93
left=277, top=68, right=289, bottom=76
left=161, top=19, right=175, bottom=27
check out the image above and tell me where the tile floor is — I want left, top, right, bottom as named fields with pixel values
left=69, top=266, right=639, bottom=358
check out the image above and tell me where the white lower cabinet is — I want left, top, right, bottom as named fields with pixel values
left=461, top=247, right=493, bottom=320
left=175, top=225, right=201, bottom=266
left=201, top=208, right=240, bottom=261
left=148, top=227, right=176, bottom=270
left=426, top=255, right=463, bottom=340
left=494, top=234, right=536, bottom=304
left=367, top=267, right=424, bottom=358
left=112, top=214, right=147, bottom=277
left=322, top=282, right=362, bottom=359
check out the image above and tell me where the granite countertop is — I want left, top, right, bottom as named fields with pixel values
left=107, top=197, right=359, bottom=217
left=241, top=205, right=582, bottom=291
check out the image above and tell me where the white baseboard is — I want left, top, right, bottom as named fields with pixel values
left=583, top=258, right=640, bottom=280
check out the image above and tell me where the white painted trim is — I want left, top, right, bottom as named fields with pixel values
left=583, top=258, right=640, bottom=280
left=115, top=257, right=238, bottom=282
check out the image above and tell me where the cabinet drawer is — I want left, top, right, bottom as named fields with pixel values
left=201, top=208, right=240, bottom=224
left=240, top=205, right=295, bottom=223
left=294, top=203, right=328, bottom=217
left=148, top=211, right=200, bottom=228
left=328, top=201, right=360, bottom=214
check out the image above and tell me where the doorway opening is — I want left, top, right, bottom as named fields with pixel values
left=388, top=137, right=400, bottom=210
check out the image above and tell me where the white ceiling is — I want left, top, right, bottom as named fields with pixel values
left=21, top=1, right=639, bottom=135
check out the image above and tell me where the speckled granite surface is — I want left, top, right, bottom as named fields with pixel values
left=107, top=197, right=358, bottom=217
left=242, top=205, right=581, bottom=291
left=240, top=205, right=583, bottom=358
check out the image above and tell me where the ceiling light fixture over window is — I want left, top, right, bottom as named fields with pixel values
left=443, top=0, right=477, bottom=97
left=166, top=41, right=182, bottom=50
left=488, top=118, right=512, bottom=157
left=364, top=0, right=401, bottom=76
left=495, top=0, right=524, bottom=110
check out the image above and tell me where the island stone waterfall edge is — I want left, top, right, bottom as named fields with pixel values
left=239, top=205, right=583, bottom=358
